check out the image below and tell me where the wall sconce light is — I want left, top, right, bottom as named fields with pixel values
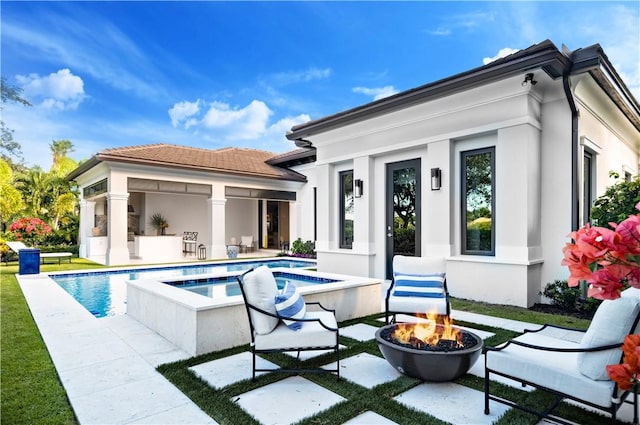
left=354, top=179, right=364, bottom=198
left=521, top=73, right=537, bottom=86
left=127, top=205, right=135, bottom=213
left=431, top=168, right=442, bottom=191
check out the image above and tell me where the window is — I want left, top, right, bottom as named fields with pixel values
left=462, top=147, right=495, bottom=255
left=339, top=170, right=354, bottom=249
left=583, top=151, right=595, bottom=224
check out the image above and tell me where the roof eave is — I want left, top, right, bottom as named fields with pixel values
left=287, top=43, right=570, bottom=141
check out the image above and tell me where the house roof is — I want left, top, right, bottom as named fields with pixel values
left=286, top=39, right=640, bottom=142
left=66, top=143, right=307, bottom=182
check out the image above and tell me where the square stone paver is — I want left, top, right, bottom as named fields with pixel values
left=341, top=323, right=379, bottom=341
left=189, top=352, right=278, bottom=388
left=394, top=381, right=510, bottom=424
left=235, top=375, right=345, bottom=425
left=324, top=353, right=401, bottom=388
left=343, top=411, right=398, bottom=424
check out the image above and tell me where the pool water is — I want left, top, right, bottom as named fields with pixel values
left=51, top=259, right=315, bottom=318
left=166, top=271, right=338, bottom=298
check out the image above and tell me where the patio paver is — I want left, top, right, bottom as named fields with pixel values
left=235, top=375, right=346, bottom=425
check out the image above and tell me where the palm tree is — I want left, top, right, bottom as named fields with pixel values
left=50, top=140, right=74, bottom=169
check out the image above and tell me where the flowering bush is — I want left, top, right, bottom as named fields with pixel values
left=8, top=217, right=52, bottom=246
left=561, top=202, right=640, bottom=300
left=606, top=334, right=639, bottom=390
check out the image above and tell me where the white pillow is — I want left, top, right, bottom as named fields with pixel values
left=578, top=296, right=640, bottom=380
left=275, top=282, right=306, bottom=330
left=242, top=266, right=279, bottom=335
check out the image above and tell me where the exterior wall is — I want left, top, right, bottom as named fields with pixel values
left=225, top=198, right=259, bottom=245
left=303, top=74, right=572, bottom=307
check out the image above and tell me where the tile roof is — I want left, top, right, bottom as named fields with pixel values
left=69, top=143, right=306, bottom=182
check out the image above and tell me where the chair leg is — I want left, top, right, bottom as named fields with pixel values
left=484, top=361, right=490, bottom=414
left=252, top=350, right=257, bottom=381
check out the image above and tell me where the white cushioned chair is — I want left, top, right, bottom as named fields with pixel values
left=385, top=255, right=450, bottom=324
left=240, top=235, right=254, bottom=253
left=237, top=266, right=340, bottom=380
left=483, top=287, right=640, bottom=425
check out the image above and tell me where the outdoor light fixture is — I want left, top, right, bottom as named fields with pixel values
left=354, top=179, right=364, bottom=198
left=431, top=168, right=442, bottom=191
left=128, top=205, right=135, bottom=213
left=521, top=73, right=537, bottom=86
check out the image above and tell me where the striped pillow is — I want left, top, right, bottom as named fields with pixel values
left=392, top=273, right=446, bottom=298
left=274, top=282, right=306, bottom=330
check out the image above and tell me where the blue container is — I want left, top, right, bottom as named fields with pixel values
left=19, top=249, right=40, bottom=275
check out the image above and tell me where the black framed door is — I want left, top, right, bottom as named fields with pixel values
left=386, top=159, right=421, bottom=278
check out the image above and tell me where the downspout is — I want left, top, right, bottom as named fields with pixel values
left=562, top=64, right=579, bottom=232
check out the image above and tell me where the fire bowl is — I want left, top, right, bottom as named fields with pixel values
left=375, top=323, right=483, bottom=382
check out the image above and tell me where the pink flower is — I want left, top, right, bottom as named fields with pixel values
left=562, top=204, right=640, bottom=300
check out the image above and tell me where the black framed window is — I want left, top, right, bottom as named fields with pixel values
left=462, top=147, right=495, bottom=255
left=339, top=170, right=354, bottom=249
left=583, top=151, right=594, bottom=224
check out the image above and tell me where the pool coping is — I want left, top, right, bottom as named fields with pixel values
left=127, top=268, right=382, bottom=356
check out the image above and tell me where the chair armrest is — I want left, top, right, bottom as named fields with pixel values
left=522, top=323, right=588, bottom=334
left=483, top=338, right=621, bottom=354
left=304, top=301, right=336, bottom=315
left=246, top=301, right=338, bottom=332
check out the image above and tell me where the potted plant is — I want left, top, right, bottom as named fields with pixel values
left=149, top=213, right=169, bottom=235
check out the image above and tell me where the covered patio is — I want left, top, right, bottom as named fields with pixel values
left=67, top=144, right=310, bottom=266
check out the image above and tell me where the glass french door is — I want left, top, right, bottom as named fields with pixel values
left=386, top=159, right=421, bottom=278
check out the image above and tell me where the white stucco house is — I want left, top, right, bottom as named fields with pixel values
left=68, top=40, right=639, bottom=307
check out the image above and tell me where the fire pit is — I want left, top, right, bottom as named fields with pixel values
left=375, top=318, right=483, bottom=382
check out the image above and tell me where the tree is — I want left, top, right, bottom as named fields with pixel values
left=50, top=140, right=74, bottom=169
left=393, top=168, right=416, bottom=229
left=1, top=77, right=31, bottom=164
left=0, top=158, right=25, bottom=230
left=590, top=173, right=640, bottom=228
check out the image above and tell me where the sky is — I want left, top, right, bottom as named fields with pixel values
left=2, top=1, right=639, bottom=170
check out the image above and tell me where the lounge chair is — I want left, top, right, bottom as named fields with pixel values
left=240, top=235, right=255, bottom=253
left=385, top=255, right=450, bottom=324
left=483, top=287, right=640, bottom=424
left=237, top=266, right=340, bottom=380
left=5, top=241, right=72, bottom=264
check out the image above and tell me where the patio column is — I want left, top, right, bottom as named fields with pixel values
left=78, top=199, right=95, bottom=258
left=106, top=192, right=130, bottom=265
left=207, top=197, right=227, bottom=259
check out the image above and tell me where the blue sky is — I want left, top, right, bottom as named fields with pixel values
left=2, top=1, right=639, bottom=170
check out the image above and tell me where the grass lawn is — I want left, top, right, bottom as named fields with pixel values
left=2, top=259, right=603, bottom=425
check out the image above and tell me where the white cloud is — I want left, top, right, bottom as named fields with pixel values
left=352, top=85, right=398, bottom=101
left=482, top=48, right=520, bottom=65
left=201, top=100, right=272, bottom=140
left=265, top=67, right=332, bottom=87
left=16, top=69, right=85, bottom=110
left=168, top=100, right=201, bottom=127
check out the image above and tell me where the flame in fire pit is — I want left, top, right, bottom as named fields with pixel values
left=392, top=314, right=462, bottom=349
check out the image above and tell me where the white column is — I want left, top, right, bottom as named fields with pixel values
left=353, top=156, right=373, bottom=253
left=78, top=199, right=95, bottom=258
left=289, top=200, right=298, bottom=247
left=106, top=192, right=130, bottom=265
left=207, top=197, right=227, bottom=258
left=261, top=199, right=268, bottom=248
left=315, top=164, right=331, bottom=251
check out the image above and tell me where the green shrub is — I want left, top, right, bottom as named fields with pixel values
left=590, top=173, right=640, bottom=228
left=291, top=238, right=315, bottom=257
left=541, top=280, right=601, bottom=314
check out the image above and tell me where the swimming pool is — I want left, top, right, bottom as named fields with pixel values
left=50, top=258, right=315, bottom=317
left=165, top=271, right=338, bottom=298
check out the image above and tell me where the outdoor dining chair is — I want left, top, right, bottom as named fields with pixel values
left=385, top=255, right=450, bottom=324
left=237, top=266, right=340, bottom=380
